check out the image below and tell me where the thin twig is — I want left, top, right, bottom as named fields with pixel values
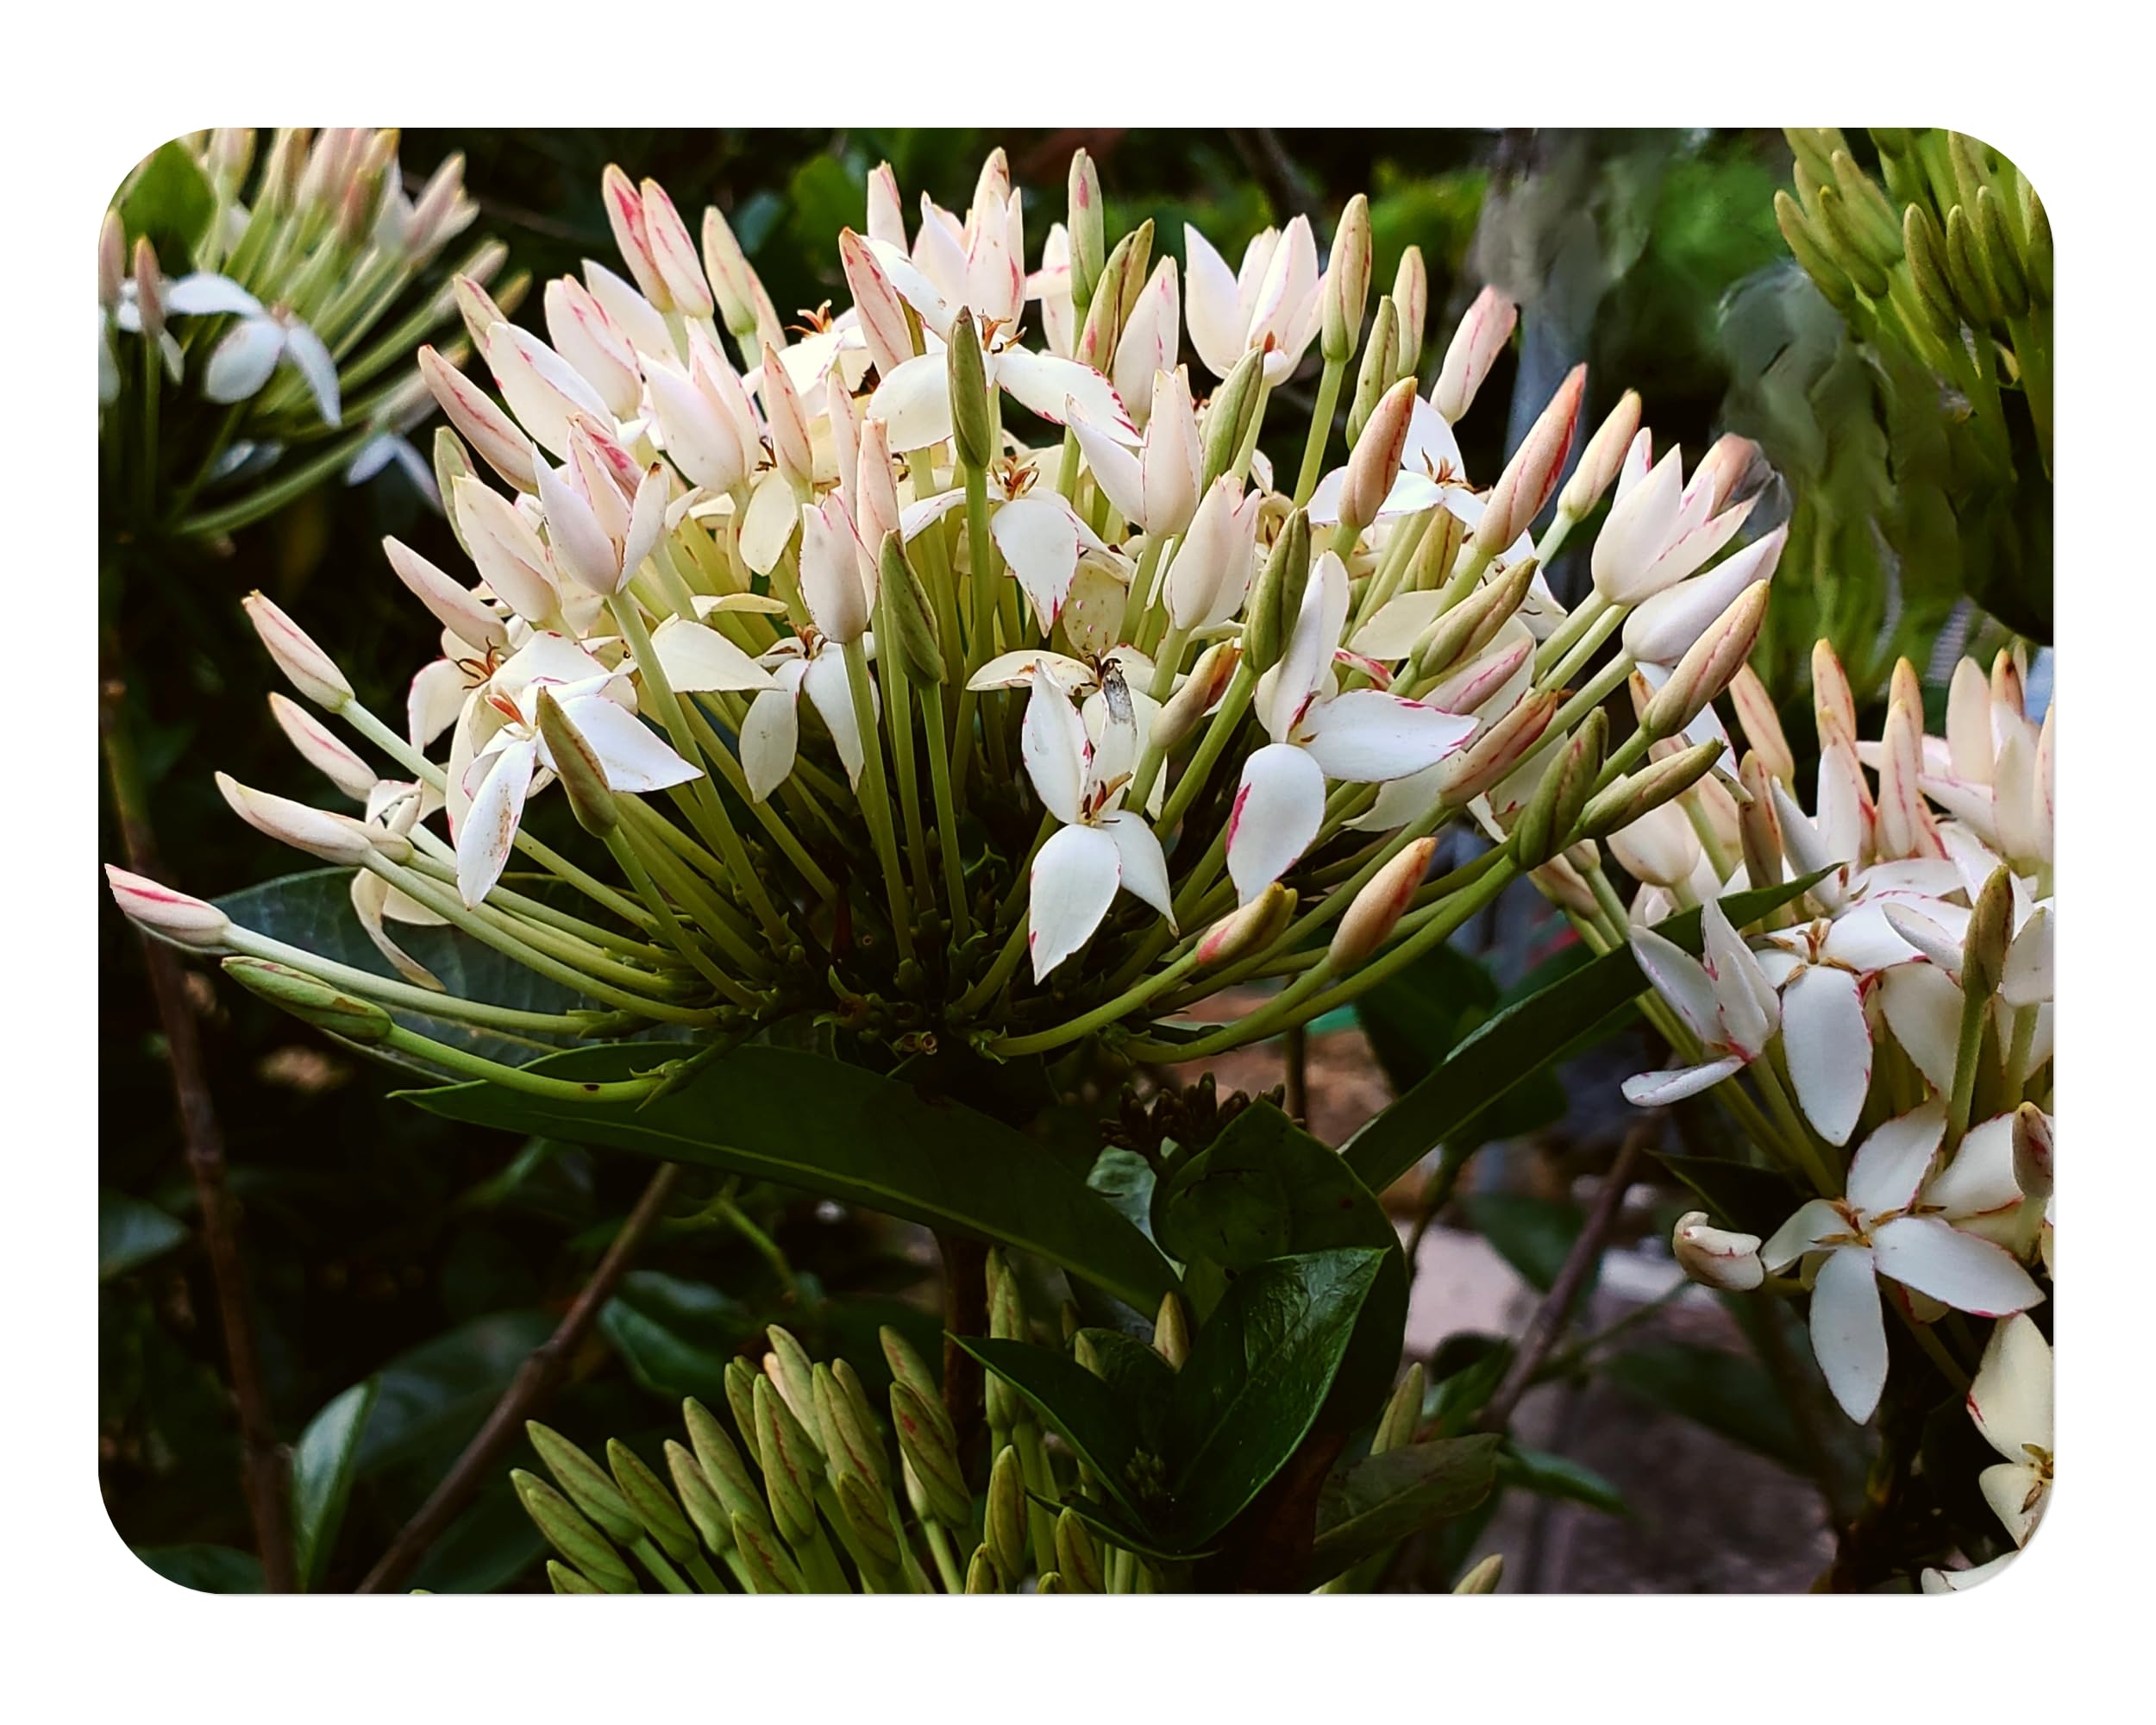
left=1479, top=1121, right=1654, bottom=1434
left=356, top=1162, right=683, bottom=1593
left=101, top=660, right=297, bottom=1593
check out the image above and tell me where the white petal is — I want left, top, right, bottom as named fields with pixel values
left=1969, top=1313, right=2052, bottom=1458
left=1699, top=895, right=1778, bottom=1053
left=165, top=273, right=266, bottom=317
left=1924, top=1113, right=2022, bottom=1220
left=558, top=695, right=701, bottom=793
left=1028, top=823, right=1122, bottom=981
left=1782, top=966, right=1871, bottom=1145
left=1181, top=223, right=1247, bottom=380
left=1350, top=591, right=1447, bottom=661
left=993, top=494, right=1083, bottom=630
left=281, top=319, right=342, bottom=426
left=1921, top=1552, right=2019, bottom=1593
left=1871, top=1216, right=2042, bottom=1318
left=1846, top=1101, right=1946, bottom=1217
left=648, top=615, right=775, bottom=693
left=1808, top=1245, right=1889, bottom=1422
left=866, top=350, right=955, bottom=454
left=1620, top=1057, right=1745, bottom=1107
left=1628, top=926, right=1722, bottom=1047
left=351, top=871, right=443, bottom=990
left=968, top=649, right=1094, bottom=693
left=1294, top=691, right=1474, bottom=783
left=1762, top=1198, right=1849, bottom=1272
left=203, top=317, right=283, bottom=402
left=407, top=659, right=470, bottom=750
left=1877, top=963, right=1965, bottom=1093
left=1021, top=668, right=1091, bottom=826
left=1868, top=900, right=1963, bottom=973
left=802, top=649, right=872, bottom=786
left=1069, top=412, right=1146, bottom=523
left=1225, top=743, right=1327, bottom=905
left=740, top=683, right=800, bottom=801
left=2001, top=905, right=2053, bottom=1007
left=1100, top=812, right=1175, bottom=928
left=454, top=737, right=537, bottom=906
left=995, top=347, right=1138, bottom=442
left=1979, top=1462, right=2047, bottom=1549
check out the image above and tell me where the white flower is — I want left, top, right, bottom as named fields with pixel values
left=1182, top=216, right=1323, bottom=384
left=1620, top=896, right=1781, bottom=1105
left=1589, top=438, right=1755, bottom=605
left=1762, top=1103, right=2044, bottom=1422
left=161, top=273, right=342, bottom=424
left=737, top=630, right=876, bottom=801
left=1020, top=668, right=1175, bottom=980
left=1967, top=1313, right=2052, bottom=1548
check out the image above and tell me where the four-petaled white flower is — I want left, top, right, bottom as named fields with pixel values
left=1620, top=896, right=1781, bottom=1105
left=1226, top=552, right=1474, bottom=903
left=1762, top=1103, right=2045, bottom=1422
left=1182, top=216, right=1324, bottom=384
left=160, top=273, right=342, bottom=424
left=1021, top=667, right=1175, bottom=980
left=1967, top=1312, right=2052, bottom=1549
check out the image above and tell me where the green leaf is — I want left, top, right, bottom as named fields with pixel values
left=356, top=1308, right=555, bottom=1479
left=407, top=1044, right=1177, bottom=1312
left=1055, top=1491, right=1213, bottom=1566
left=1307, top=1433, right=1501, bottom=1586
left=1154, top=1102, right=1406, bottom=1423
left=949, top=1336, right=1154, bottom=1524
left=599, top=1271, right=756, bottom=1404
left=1344, top=872, right=1828, bottom=1193
left=1426, top=1333, right=1513, bottom=1436
left=1653, top=1151, right=1802, bottom=1238
left=291, top=1377, right=379, bottom=1590
left=116, top=141, right=216, bottom=271
left=99, top=1190, right=189, bottom=1280
left=132, top=1544, right=264, bottom=1594
left=1071, top=1328, right=1177, bottom=1457
left=1497, top=1441, right=1630, bottom=1517
left=1462, top=1193, right=1585, bottom=1296
left=1603, top=1343, right=1808, bottom=1474
left=1164, top=1248, right=1387, bottom=1546
left=1353, top=941, right=1500, bottom=1090
left=1086, top=1147, right=1159, bottom=1245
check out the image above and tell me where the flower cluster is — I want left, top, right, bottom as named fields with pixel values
left=108, top=146, right=1795, bottom=1103
left=99, top=128, right=503, bottom=540
left=1615, top=635, right=2053, bottom=1584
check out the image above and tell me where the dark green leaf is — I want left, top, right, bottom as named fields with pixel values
left=1497, top=1442, right=1630, bottom=1516
left=1086, top=1147, right=1158, bottom=1245
left=99, top=1189, right=189, bottom=1281
left=1653, top=1151, right=1802, bottom=1238
left=1344, top=872, right=1828, bottom=1193
left=1604, top=1343, right=1808, bottom=1474
left=1462, top=1193, right=1584, bottom=1296
left=291, top=1377, right=379, bottom=1590
left=1307, top=1433, right=1502, bottom=1585
left=356, top=1309, right=555, bottom=1479
left=1353, top=942, right=1499, bottom=1092
left=1055, top=1491, right=1213, bottom=1565
left=406, top=1475, right=548, bottom=1595
left=1426, top=1333, right=1513, bottom=1436
left=949, top=1337, right=1153, bottom=1524
left=116, top=141, right=216, bottom=270
left=132, top=1544, right=264, bottom=1594
left=1164, top=1248, right=1387, bottom=1546
left=1071, top=1328, right=1177, bottom=1456
left=407, top=1044, right=1178, bottom=1312
left=599, top=1271, right=755, bottom=1403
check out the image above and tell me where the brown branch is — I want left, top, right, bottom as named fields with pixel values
left=357, top=1162, right=684, bottom=1594
left=100, top=661, right=297, bottom=1593
left=1478, top=1121, right=1654, bottom=1434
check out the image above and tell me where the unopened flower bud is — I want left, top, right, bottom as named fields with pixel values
left=98, top=210, right=126, bottom=310
left=383, top=535, right=506, bottom=651
left=1200, top=346, right=1266, bottom=489
left=1433, top=285, right=1518, bottom=423
left=1068, top=149, right=1106, bottom=312
left=1371, top=1364, right=1425, bottom=1455
left=1417, top=557, right=1538, bottom=681
left=1512, top=709, right=1606, bottom=869
left=1531, top=850, right=1599, bottom=918
left=749, top=1376, right=821, bottom=1547
left=532, top=688, right=619, bottom=837
left=730, top=1512, right=806, bottom=1594
left=131, top=236, right=166, bottom=342
left=523, top=1421, right=642, bottom=1545
left=878, top=532, right=945, bottom=686
left=546, top=1559, right=604, bottom=1595
left=511, top=1470, right=636, bottom=1593
left=682, top=1397, right=769, bottom=1533
left=762, top=1325, right=819, bottom=1435
left=1963, top=864, right=2015, bottom=1001
left=1391, top=247, right=1428, bottom=380
left=701, top=204, right=775, bottom=350
left=241, top=592, right=352, bottom=711
left=599, top=165, right=671, bottom=310
left=105, top=865, right=232, bottom=951
left=1475, top=364, right=1584, bottom=556
left=1623, top=529, right=1787, bottom=668
left=2011, top=1105, right=2053, bottom=1203
left=1344, top=296, right=1398, bottom=445
left=1737, top=750, right=1785, bottom=890
left=811, top=1362, right=885, bottom=1497
left=1054, top=1509, right=1105, bottom=1592
left=1557, top=389, right=1644, bottom=521
left=1672, top=1211, right=1766, bottom=1291
left=417, top=347, right=536, bottom=492
left=662, top=1441, right=730, bottom=1555
left=1153, top=641, right=1242, bottom=751
left=1640, top=581, right=1769, bottom=740
left=267, top=693, right=374, bottom=801
left=965, top=1546, right=1006, bottom=1593
left=1580, top=740, right=1724, bottom=840
left=987, top=1445, right=1028, bottom=1580
left=1454, top=1553, right=1505, bottom=1594
left=1727, top=664, right=1795, bottom=785
left=946, top=309, right=993, bottom=471
left=605, top=1437, right=699, bottom=1564
left=1154, top=1290, right=1192, bottom=1370
left=889, top=1381, right=970, bottom=1527
left=1437, top=691, right=1560, bottom=806
left=1321, top=194, right=1373, bottom=365
left=217, top=773, right=379, bottom=865
left=221, top=957, right=395, bottom=1045
left=1242, top=508, right=1311, bottom=675
left=1338, top=375, right=1419, bottom=536
left=879, top=1326, right=950, bottom=1438
left=1196, top=881, right=1296, bottom=968
left=1331, top=837, right=1436, bottom=969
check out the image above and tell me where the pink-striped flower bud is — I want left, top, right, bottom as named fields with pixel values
left=637, top=178, right=712, bottom=318
left=645, top=354, right=754, bottom=497
left=839, top=229, right=915, bottom=380
left=799, top=496, right=869, bottom=643
left=1672, top=1213, right=1765, bottom=1291
left=1432, top=286, right=1518, bottom=423
left=1811, top=638, right=1858, bottom=743
left=131, top=237, right=166, bottom=342
left=1338, top=376, right=1419, bottom=536
left=1640, top=581, right=1770, bottom=740
left=542, top=278, right=642, bottom=419
left=453, top=476, right=561, bottom=624
left=383, top=535, right=508, bottom=650
left=1684, top=433, right=1759, bottom=514
left=1473, top=364, right=1583, bottom=555
left=417, top=347, right=537, bottom=491
left=451, top=273, right=511, bottom=356
left=98, top=210, right=125, bottom=310
left=866, top=163, right=906, bottom=249
left=485, top=323, right=615, bottom=461
left=1557, top=389, right=1644, bottom=521
left=702, top=204, right=779, bottom=349
left=1727, top=663, right=1795, bottom=786
left=1436, top=690, right=1560, bottom=805
left=217, top=773, right=383, bottom=865
left=1321, top=195, right=1373, bottom=366
left=2011, top=1104, right=2053, bottom=1204
left=242, top=592, right=352, bottom=709
left=1153, top=641, right=1243, bottom=752
left=1330, top=836, right=1436, bottom=969
left=406, top=152, right=474, bottom=260
left=759, top=343, right=815, bottom=491
left=601, top=164, right=673, bottom=310
left=1196, top=882, right=1296, bottom=968
left=1391, top=246, right=1428, bottom=379
left=268, top=693, right=376, bottom=800
left=105, top=866, right=232, bottom=951
left=1623, top=527, right=1789, bottom=667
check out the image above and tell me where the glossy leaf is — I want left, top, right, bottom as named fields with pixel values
left=1071, top=1327, right=1177, bottom=1457
left=118, top=141, right=216, bottom=270
left=408, top=1044, right=1178, bottom=1312
left=1307, top=1433, right=1501, bottom=1585
left=599, top=1270, right=755, bottom=1403
left=1653, top=1151, right=1802, bottom=1238
left=1496, top=1441, right=1630, bottom=1517
left=1344, top=871, right=1829, bottom=1193
left=1164, top=1247, right=1388, bottom=1546
left=99, top=1190, right=189, bottom=1281
left=291, top=1377, right=379, bottom=1590
left=950, top=1336, right=1156, bottom=1523
left=132, top=1544, right=264, bottom=1594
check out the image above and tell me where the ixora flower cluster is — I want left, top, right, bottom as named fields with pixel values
left=108, top=146, right=1792, bottom=1096
left=1613, top=641, right=2053, bottom=1589
left=99, top=129, right=498, bottom=537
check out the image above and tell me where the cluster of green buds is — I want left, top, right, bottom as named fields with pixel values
left=98, top=128, right=512, bottom=543
left=513, top=1258, right=1181, bottom=1594
left=1776, top=128, right=2051, bottom=474
left=107, top=143, right=1796, bottom=1111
